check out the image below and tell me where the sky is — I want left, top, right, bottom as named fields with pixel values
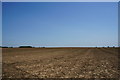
left=1, top=0, right=120, bottom=2
left=0, top=1, right=2, bottom=46
left=2, top=2, right=118, bottom=47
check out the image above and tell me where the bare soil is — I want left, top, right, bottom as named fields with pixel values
left=2, top=48, right=119, bottom=78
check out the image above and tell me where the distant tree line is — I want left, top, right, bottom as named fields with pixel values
left=0, top=46, right=119, bottom=48
left=95, top=46, right=117, bottom=48
left=0, top=46, right=46, bottom=48
left=0, top=46, right=13, bottom=48
left=19, top=46, right=33, bottom=48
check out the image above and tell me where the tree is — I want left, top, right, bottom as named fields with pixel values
left=19, top=46, right=32, bottom=48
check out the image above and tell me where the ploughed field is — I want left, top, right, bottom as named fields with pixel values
left=2, top=48, right=119, bottom=78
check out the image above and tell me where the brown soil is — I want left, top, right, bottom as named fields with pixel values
left=2, top=48, right=119, bottom=78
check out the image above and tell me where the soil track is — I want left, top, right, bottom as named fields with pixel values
left=2, top=48, right=119, bottom=78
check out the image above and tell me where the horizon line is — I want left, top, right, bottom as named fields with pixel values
left=2, top=45, right=118, bottom=47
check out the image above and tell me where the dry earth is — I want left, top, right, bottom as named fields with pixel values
left=2, top=48, right=119, bottom=79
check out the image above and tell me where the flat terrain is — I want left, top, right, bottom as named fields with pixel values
left=2, top=48, right=119, bottom=78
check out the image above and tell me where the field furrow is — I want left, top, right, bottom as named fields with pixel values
left=2, top=48, right=119, bottom=78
